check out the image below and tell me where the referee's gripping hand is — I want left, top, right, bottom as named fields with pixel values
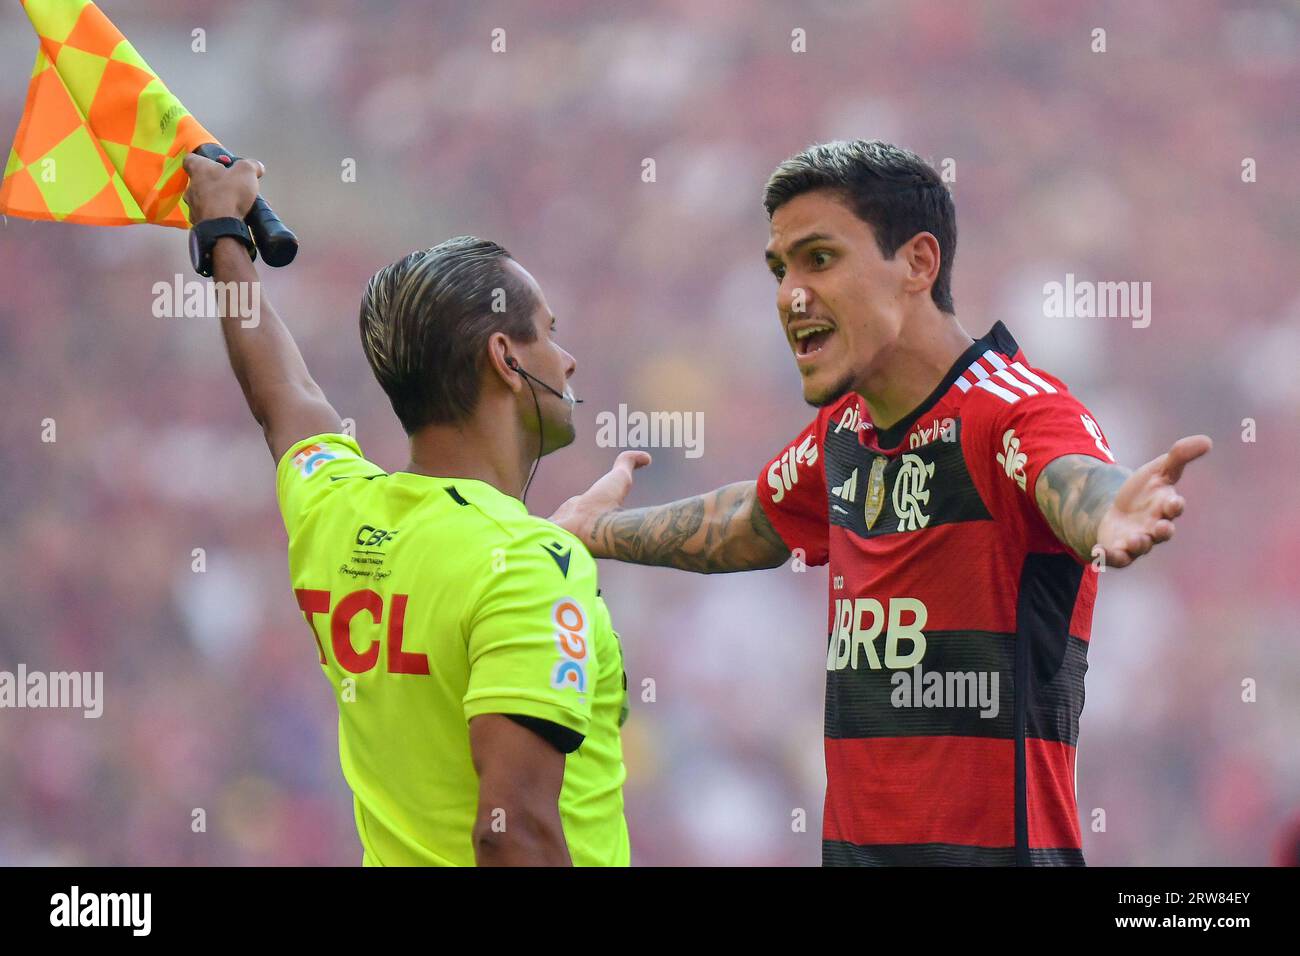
left=182, top=152, right=265, bottom=223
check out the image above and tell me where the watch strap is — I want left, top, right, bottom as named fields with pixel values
left=190, top=216, right=256, bottom=277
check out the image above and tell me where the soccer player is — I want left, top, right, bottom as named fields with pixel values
left=553, top=140, right=1211, bottom=866
left=181, top=153, right=633, bottom=866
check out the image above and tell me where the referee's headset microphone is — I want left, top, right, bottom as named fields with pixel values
left=505, top=356, right=583, bottom=504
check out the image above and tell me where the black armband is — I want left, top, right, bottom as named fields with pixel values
left=505, top=714, right=585, bottom=755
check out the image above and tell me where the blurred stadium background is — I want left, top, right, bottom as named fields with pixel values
left=0, top=0, right=1296, bottom=865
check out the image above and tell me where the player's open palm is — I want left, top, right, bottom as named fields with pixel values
left=1096, top=435, right=1211, bottom=568
left=549, top=451, right=651, bottom=549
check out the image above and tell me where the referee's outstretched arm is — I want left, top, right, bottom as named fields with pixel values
left=182, top=153, right=344, bottom=462
left=552, top=455, right=790, bottom=573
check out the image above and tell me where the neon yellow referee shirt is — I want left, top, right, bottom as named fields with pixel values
left=276, top=433, right=630, bottom=866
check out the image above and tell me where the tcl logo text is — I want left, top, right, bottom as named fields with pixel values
left=295, top=588, right=428, bottom=675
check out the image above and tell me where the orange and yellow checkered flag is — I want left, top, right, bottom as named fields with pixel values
left=0, top=0, right=218, bottom=228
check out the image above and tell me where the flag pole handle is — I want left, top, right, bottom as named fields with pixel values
left=193, top=143, right=298, bottom=268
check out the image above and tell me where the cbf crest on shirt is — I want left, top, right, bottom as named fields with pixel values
left=757, top=322, right=1116, bottom=867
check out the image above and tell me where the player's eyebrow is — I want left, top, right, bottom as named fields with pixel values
left=765, top=231, right=834, bottom=265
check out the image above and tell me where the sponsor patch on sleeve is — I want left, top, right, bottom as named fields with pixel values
left=291, top=442, right=339, bottom=477
left=550, top=597, right=589, bottom=694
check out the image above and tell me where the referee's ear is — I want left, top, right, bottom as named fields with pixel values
left=487, top=332, right=525, bottom=393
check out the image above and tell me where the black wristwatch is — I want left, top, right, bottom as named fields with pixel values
left=189, top=216, right=257, bottom=278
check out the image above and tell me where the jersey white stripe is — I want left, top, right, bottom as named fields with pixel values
left=956, top=351, right=1053, bottom=403
left=974, top=378, right=1021, bottom=403
left=1011, top=361, right=1058, bottom=394
left=994, top=368, right=1039, bottom=395
left=982, top=350, right=1008, bottom=371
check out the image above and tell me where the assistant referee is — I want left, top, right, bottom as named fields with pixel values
left=182, top=153, right=638, bottom=866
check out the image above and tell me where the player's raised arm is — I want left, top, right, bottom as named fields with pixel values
left=551, top=453, right=790, bottom=573
left=182, top=153, right=342, bottom=461
left=1034, top=435, right=1212, bottom=569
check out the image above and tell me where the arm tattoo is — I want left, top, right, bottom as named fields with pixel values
left=748, top=488, right=790, bottom=555
left=1034, top=455, right=1130, bottom=561
left=590, top=481, right=790, bottom=573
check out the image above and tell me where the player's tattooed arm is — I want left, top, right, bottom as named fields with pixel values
left=550, top=456, right=788, bottom=572
left=1034, top=455, right=1130, bottom=563
left=588, top=481, right=790, bottom=573
left=1034, top=435, right=1211, bottom=568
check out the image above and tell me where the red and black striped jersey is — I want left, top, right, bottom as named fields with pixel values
left=757, top=322, right=1116, bottom=866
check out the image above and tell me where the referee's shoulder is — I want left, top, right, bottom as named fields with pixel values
left=465, top=499, right=592, bottom=562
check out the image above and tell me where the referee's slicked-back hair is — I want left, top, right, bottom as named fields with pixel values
left=764, top=140, right=957, bottom=314
left=359, top=236, right=539, bottom=434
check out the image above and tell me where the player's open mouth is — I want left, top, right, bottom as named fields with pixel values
left=792, top=323, right=834, bottom=361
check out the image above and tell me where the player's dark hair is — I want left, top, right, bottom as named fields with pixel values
left=359, top=236, right=539, bottom=433
left=763, top=140, right=957, bottom=314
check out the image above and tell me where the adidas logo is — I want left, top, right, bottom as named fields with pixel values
left=832, top=468, right=858, bottom=503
